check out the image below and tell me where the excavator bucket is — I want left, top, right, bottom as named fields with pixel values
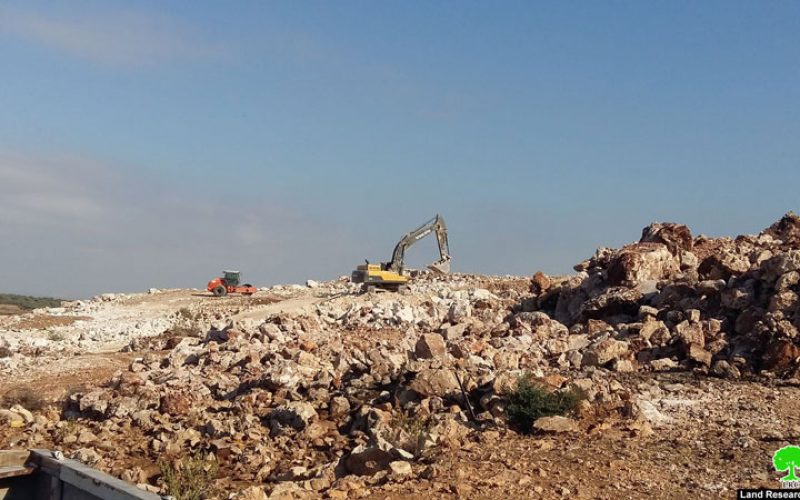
left=427, top=258, right=451, bottom=274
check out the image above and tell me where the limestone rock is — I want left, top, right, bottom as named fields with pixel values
left=415, top=334, right=447, bottom=360
left=345, top=444, right=394, bottom=476
left=448, top=300, right=472, bottom=324
left=409, top=369, right=460, bottom=398
left=607, top=243, right=680, bottom=285
left=640, top=222, right=693, bottom=254
left=389, top=460, right=413, bottom=478
left=270, top=402, right=318, bottom=433
left=650, top=358, right=678, bottom=371
left=762, top=339, right=799, bottom=372
left=532, top=416, right=579, bottom=433
left=71, top=448, right=102, bottom=465
left=583, top=339, right=630, bottom=367
left=686, top=344, right=712, bottom=367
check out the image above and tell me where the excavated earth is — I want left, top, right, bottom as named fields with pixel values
left=4, top=213, right=800, bottom=498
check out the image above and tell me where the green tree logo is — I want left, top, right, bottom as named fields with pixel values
left=773, top=446, right=800, bottom=481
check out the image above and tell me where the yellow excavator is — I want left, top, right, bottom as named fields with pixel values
left=351, top=214, right=451, bottom=292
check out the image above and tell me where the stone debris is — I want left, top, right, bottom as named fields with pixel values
left=3, top=213, right=800, bottom=496
left=527, top=212, right=800, bottom=379
left=414, top=333, right=447, bottom=360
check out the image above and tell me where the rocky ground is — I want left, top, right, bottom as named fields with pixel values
left=4, top=213, right=800, bottom=498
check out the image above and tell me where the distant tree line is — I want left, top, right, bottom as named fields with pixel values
left=0, top=293, right=62, bottom=310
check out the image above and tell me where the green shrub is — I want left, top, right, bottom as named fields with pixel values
left=506, top=373, right=585, bottom=434
left=177, top=307, right=194, bottom=320
left=390, top=412, right=430, bottom=436
left=48, top=331, right=66, bottom=341
left=159, top=452, right=218, bottom=500
left=385, top=412, right=432, bottom=456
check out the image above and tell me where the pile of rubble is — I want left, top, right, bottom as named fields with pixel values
left=524, top=211, right=800, bottom=379
left=4, top=213, right=800, bottom=497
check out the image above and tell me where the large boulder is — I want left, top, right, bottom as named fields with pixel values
left=639, top=320, right=671, bottom=345
left=762, top=250, right=800, bottom=280
left=675, top=321, right=705, bottom=348
left=344, top=444, right=394, bottom=476
left=607, top=243, right=680, bottom=285
left=686, top=344, right=712, bottom=367
left=510, top=312, right=568, bottom=339
left=763, top=212, right=800, bottom=248
left=269, top=402, right=318, bottom=433
left=415, top=334, right=447, bottom=360
left=408, top=369, right=461, bottom=398
left=640, top=222, right=693, bottom=254
left=698, top=250, right=751, bottom=280
left=78, top=390, right=110, bottom=418
left=578, top=286, right=643, bottom=322
left=762, top=339, right=800, bottom=372
left=582, top=339, right=631, bottom=367
left=448, top=300, right=472, bottom=324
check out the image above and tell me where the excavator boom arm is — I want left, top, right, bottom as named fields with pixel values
left=387, top=214, right=451, bottom=274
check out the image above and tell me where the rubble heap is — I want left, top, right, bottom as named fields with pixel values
left=524, top=211, right=800, bottom=378
left=4, top=213, right=800, bottom=497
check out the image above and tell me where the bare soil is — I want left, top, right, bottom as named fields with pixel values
left=0, top=305, right=24, bottom=316
left=364, top=374, right=799, bottom=498
left=5, top=315, right=92, bottom=331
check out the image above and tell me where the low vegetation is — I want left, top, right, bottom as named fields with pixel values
left=159, top=452, right=219, bottom=500
left=0, top=293, right=62, bottom=311
left=506, top=373, right=585, bottom=434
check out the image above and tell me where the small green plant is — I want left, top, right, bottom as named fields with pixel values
left=54, top=420, right=77, bottom=443
left=506, top=373, right=585, bottom=434
left=47, top=331, right=66, bottom=341
left=159, top=452, right=218, bottom=500
left=385, top=412, right=431, bottom=455
left=177, top=308, right=194, bottom=320
left=390, top=412, right=430, bottom=436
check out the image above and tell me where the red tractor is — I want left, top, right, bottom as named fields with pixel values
left=207, top=270, right=257, bottom=297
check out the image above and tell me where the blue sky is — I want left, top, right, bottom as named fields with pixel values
left=1, top=1, right=799, bottom=297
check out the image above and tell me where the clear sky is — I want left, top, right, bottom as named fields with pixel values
left=1, top=1, right=799, bottom=298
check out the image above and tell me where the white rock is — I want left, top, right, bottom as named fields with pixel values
left=9, top=405, right=33, bottom=424
left=270, top=402, right=318, bottom=432
left=471, top=288, right=497, bottom=301
left=448, top=300, right=472, bottom=324
left=389, top=460, right=413, bottom=477
left=634, top=398, right=674, bottom=427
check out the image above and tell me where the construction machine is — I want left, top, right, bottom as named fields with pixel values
left=351, top=214, right=451, bottom=291
left=207, top=270, right=257, bottom=297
